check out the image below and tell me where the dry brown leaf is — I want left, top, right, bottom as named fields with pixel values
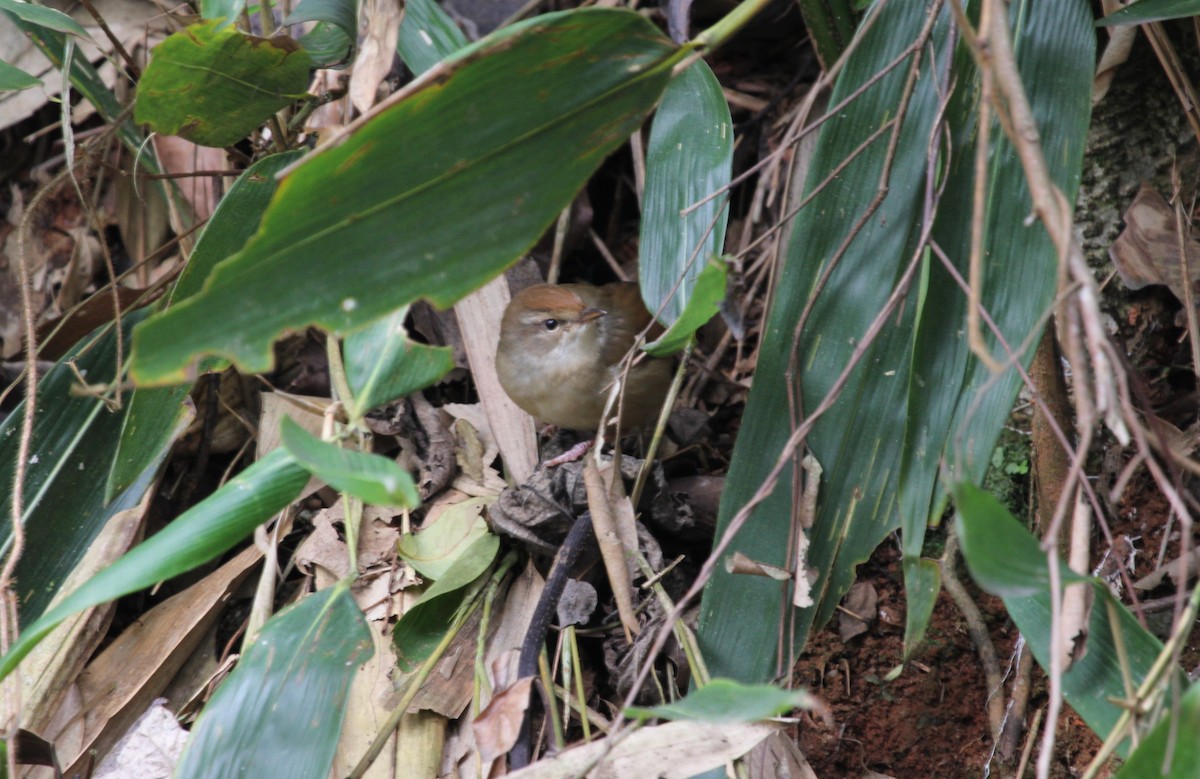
left=1110, top=183, right=1200, bottom=304
left=19, top=496, right=150, bottom=763
left=349, top=0, right=402, bottom=114
left=725, top=551, right=791, bottom=580
left=91, top=699, right=187, bottom=779
left=505, top=721, right=777, bottom=779
left=432, top=564, right=542, bottom=779
left=59, top=545, right=261, bottom=777
left=454, top=276, right=538, bottom=482
left=115, top=166, right=171, bottom=271
left=584, top=456, right=639, bottom=639
left=473, top=677, right=534, bottom=764
left=744, top=729, right=819, bottom=779
left=333, top=626, right=403, bottom=779
left=151, top=135, right=226, bottom=223
left=838, top=581, right=878, bottom=642
left=257, top=390, right=331, bottom=495
left=294, top=508, right=351, bottom=579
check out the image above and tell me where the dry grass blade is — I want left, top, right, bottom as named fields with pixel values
left=583, top=455, right=639, bottom=639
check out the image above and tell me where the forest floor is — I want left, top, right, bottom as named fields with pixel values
left=4, top=2, right=1200, bottom=778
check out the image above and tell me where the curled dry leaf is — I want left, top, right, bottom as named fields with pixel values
left=472, top=676, right=534, bottom=764
left=838, top=581, right=879, bottom=642
left=1110, top=183, right=1200, bottom=305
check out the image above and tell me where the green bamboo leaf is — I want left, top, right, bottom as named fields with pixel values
left=134, top=19, right=312, bottom=147
left=954, top=482, right=1171, bottom=756
left=0, top=0, right=90, bottom=38
left=343, top=306, right=455, bottom=418
left=1114, top=681, right=1200, bottom=778
left=280, top=417, right=419, bottom=508
left=1097, top=0, right=1200, bottom=25
left=625, top=678, right=818, bottom=722
left=0, top=448, right=309, bottom=683
left=4, top=14, right=153, bottom=160
left=697, top=0, right=1094, bottom=682
left=175, top=584, right=373, bottom=779
left=0, top=59, right=41, bottom=90
left=128, top=9, right=678, bottom=385
left=640, top=59, right=731, bottom=327
left=396, top=0, right=468, bottom=76
left=697, top=0, right=945, bottom=683
left=109, top=152, right=304, bottom=501
left=899, top=0, right=1094, bottom=654
left=0, top=313, right=166, bottom=626
left=643, top=257, right=726, bottom=356
left=287, top=0, right=358, bottom=66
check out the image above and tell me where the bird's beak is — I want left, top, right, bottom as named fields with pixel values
left=578, top=307, right=606, bottom=324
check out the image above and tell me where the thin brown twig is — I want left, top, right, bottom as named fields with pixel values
left=76, top=0, right=142, bottom=80
left=942, top=529, right=1006, bottom=744
left=3, top=163, right=73, bottom=768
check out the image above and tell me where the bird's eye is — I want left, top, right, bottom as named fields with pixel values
left=542, top=319, right=559, bottom=331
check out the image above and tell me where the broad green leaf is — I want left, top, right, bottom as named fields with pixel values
left=175, top=584, right=373, bottom=779
left=640, top=59, right=731, bottom=327
left=287, top=0, right=357, bottom=66
left=134, top=19, right=312, bottom=147
left=696, top=0, right=944, bottom=682
left=343, top=306, right=455, bottom=418
left=280, top=417, right=419, bottom=508
left=625, top=678, right=817, bottom=722
left=1114, top=682, right=1200, bottom=778
left=1097, top=0, right=1200, bottom=25
left=129, top=9, right=678, bottom=385
left=0, top=0, right=89, bottom=38
left=392, top=584, right=471, bottom=672
left=393, top=533, right=498, bottom=670
left=953, top=482, right=1086, bottom=592
left=396, top=0, right=469, bottom=76
left=0, top=448, right=309, bottom=683
left=110, top=151, right=304, bottom=501
left=409, top=533, right=498, bottom=605
left=0, top=314, right=162, bottom=626
left=955, top=482, right=1170, bottom=755
left=696, top=0, right=1094, bottom=682
left=643, top=258, right=726, bottom=356
left=396, top=497, right=491, bottom=580
left=899, top=0, right=1094, bottom=653
left=0, top=60, right=41, bottom=90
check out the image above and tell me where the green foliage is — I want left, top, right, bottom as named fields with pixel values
left=129, top=9, right=680, bottom=384
left=1, top=0, right=1156, bottom=765
left=696, top=0, right=1094, bottom=682
left=625, top=678, right=819, bottom=722
left=135, top=19, right=312, bottom=147
left=955, top=482, right=1175, bottom=755
left=175, top=584, right=373, bottom=779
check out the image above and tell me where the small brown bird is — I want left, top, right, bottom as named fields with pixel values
left=496, top=282, right=672, bottom=434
